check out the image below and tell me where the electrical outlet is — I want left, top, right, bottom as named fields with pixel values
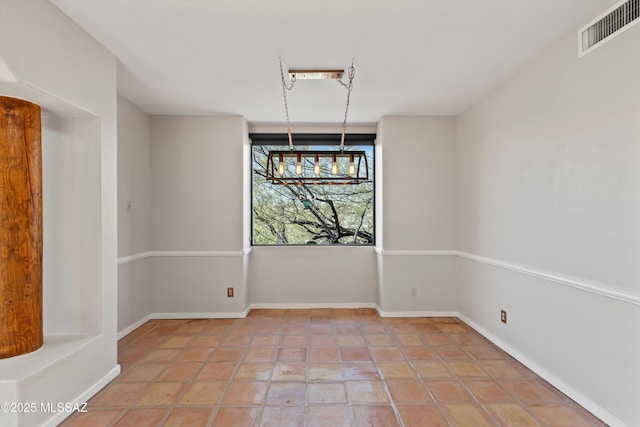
left=227, top=287, right=234, bottom=298
left=501, top=310, right=507, bottom=324
left=410, top=288, right=417, bottom=297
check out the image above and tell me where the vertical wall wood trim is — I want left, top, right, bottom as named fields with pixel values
left=0, top=96, right=43, bottom=358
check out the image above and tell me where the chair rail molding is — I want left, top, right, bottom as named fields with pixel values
left=456, top=251, right=640, bottom=306
left=374, top=248, right=640, bottom=306
left=117, top=249, right=251, bottom=265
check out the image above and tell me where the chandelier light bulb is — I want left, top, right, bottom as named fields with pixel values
left=295, top=154, right=302, bottom=175
left=277, top=154, right=285, bottom=175
left=331, top=154, right=338, bottom=175
left=348, top=154, right=356, bottom=175
left=313, top=155, right=320, bottom=176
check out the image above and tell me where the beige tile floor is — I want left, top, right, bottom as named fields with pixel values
left=60, top=309, right=607, bottom=426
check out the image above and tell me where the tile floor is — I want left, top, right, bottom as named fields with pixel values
left=60, top=309, right=607, bottom=426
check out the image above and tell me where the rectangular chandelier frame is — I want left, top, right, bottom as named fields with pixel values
left=266, top=150, right=369, bottom=185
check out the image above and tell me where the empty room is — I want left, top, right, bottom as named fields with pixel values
left=0, top=0, right=638, bottom=426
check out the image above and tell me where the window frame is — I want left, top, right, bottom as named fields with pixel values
left=249, top=133, right=376, bottom=247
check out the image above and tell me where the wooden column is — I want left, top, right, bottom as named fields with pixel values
left=0, top=96, right=43, bottom=358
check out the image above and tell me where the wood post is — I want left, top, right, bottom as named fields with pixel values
left=0, top=96, right=43, bottom=358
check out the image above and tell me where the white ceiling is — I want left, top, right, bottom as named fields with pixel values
left=51, top=0, right=609, bottom=124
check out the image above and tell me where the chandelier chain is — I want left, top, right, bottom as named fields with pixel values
left=280, top=59, right=355, bottom=149
left=280, top=59, right=296, bottom=147
left=339, top=62, right=355, bottom=148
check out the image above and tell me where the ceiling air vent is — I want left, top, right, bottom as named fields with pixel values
left=579, top=0, right=639, bottom=56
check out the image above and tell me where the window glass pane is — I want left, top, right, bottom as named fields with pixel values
left=252, top=144, right=374, bottom=245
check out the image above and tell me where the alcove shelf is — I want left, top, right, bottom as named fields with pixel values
left=0, top=82, right=114, bottom=427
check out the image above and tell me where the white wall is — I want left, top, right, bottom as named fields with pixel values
left=456, top=18, right=640, bottom=427
left=376, top=116, right=458, bottom=314
left=378, top=253, right=456, bottom=314
left=379, top=116, right=458, bottom=250
left=249, top=247, right=377, bottom=306
left=151, top=116, right=246, bottom=251
left=151, top=256, right=246, bottom=315
left=0, top=0, right=118, bottom=426
left=117, top=96, right=152, bottom=332
left=42, top=115, right=102, bottom=335
left=118, top=96, right=151, bottom=257
left=150, top=115, right=249, bottom=315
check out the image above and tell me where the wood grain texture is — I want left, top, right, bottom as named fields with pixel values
left=0, top=96, right=43, bottom=358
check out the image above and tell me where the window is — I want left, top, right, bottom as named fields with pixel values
left=251, top=133, right=375, bottom=246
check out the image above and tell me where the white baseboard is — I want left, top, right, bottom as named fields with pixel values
left=458, top=313, right=627, bottom=427
left=42, top=365, right=120, bottom=427
left=117, top=314, right=152, bottom=339
left=375, top=306, right=459, bottom=318
left=150, top=306, right=251, bottom=320
left=118, top=308, right=252, bottom=338
left=249, top=302, right=377, bottom=310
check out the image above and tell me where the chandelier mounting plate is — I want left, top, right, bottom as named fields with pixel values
left=288, top=69, right=344, bottom=80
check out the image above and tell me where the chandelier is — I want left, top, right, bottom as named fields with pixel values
left=265, top=60, right=368, bottom=186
